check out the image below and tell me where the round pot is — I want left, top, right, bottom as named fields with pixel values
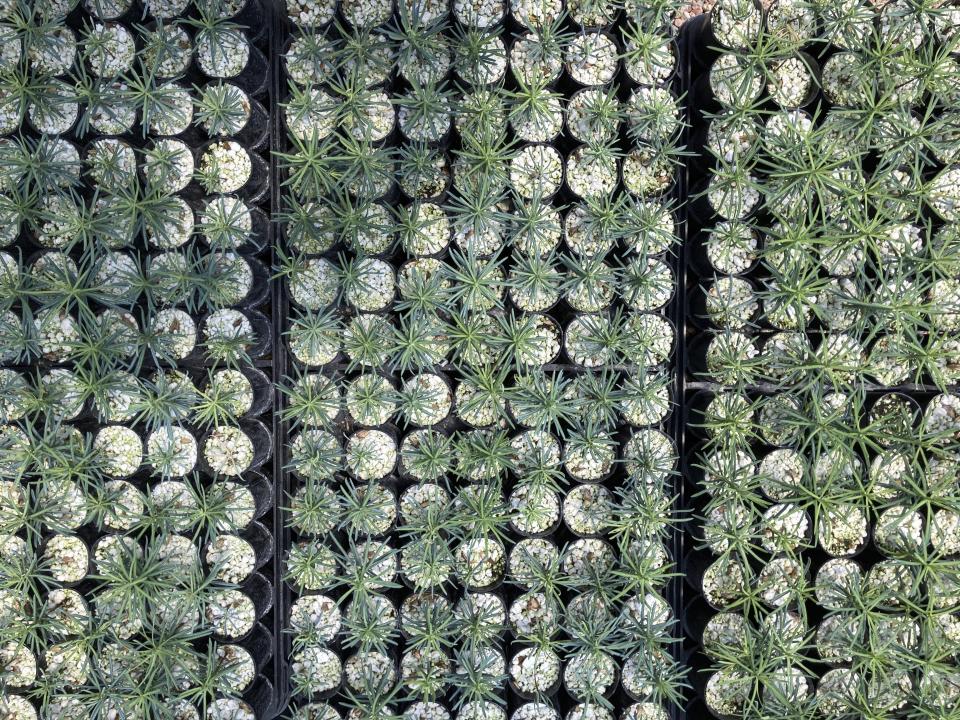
left=242, top=470, right=274, bottom=521
left=241, top=519, right=275, bottom=570
left=233, top=96, right=271, bottom=150
left=194, top=139, right=270, bottom=203
left=242, top=676, right=275, bottom=719
left=199, top=43, right=269, bottom=97
left=240, top=622, right=274, bottom=674
left=242, top=571, right=274, bottom=620
left=199, top=418, right=272, bottom=477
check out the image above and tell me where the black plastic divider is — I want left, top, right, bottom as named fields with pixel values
left=268, top=0, right=291, bottom=716
left=669, top=18, right=692, bottom=720
left=677, top=17, right=708, bottom=719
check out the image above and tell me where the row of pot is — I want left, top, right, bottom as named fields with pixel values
left=285, top=421, right=678, bottom=484
left=693, top=270, right=960, bottom=328
left=36, top=136, right=271, bottom=200
left=687, top=218, right=960, bottom=279
left=694, top=161, right=960, bottom=229
left=280, top=311, right=676, bottom=372
left=690, top=388, right=960, bottom=450
left=694, top=327, right=960, bottom=388
left=9, top=67, right=269, bottom=141
left=27, top=0, right=267, bottom=23
left=0, top=192, right=268, bottom=257
left=287, top=254, right=676, bottom=307
left=2, top=1, right=271, bottom=92
left=280, top=366, right=674, bottom=431
left=290, top=701, right=673, bottom=720
left=700, top=0, right=960, bottom=60
left=282, top=197, right=678, bottom=261
left=0, top=362, right=271, bottom=421
left=0, top=303, right=271, bottom=366
left=282, top=0, right=685, bottom=57
left=284, top=88, right=680, bottom=157
left=284, top=27, right=678, bottom=92
left=285, top=526, right=673, bottom=596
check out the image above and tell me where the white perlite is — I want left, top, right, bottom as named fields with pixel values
left=709, top=54, right=763, bottom=108
left=567, top=32, right=618, bottom=86
left=346, top=258, right=395, bottom=311
left=564, top=484, right=612, bottom=536
left=144, top=139, right=194, bottom=194
left=205, top=589, right=256, bottom=639
left=455, top=537, right=505, bottom=589
left=510, top=482, right=560, bottom=535
left=85, top=22, right=135, bottom=77
left=286, top=0, right=336, bottom=26
left=205, top=425, right=255, bottom=476
left=94, top=426, right=142, bottom=477
left=511, top=145, right=563, bottom=198
left=151, top=480, right=200, bottom=534
left=197, top=29, right=250, bottom=78
left=207, top=534, right=257, bottom=584
left=346, top=429, right=396, bottom=479
left=199, top=141, right=253, bottom=194
left=454, top=0, right=503, bottom=27
left=148, top=426, right=198, bottom=478
left=152, top=309, right=197, bottom=360
left=205, top=308, right=255, bottom=348
left=623, top=147, right=673, bottom=197
left=510, top=647, right=560, bottom=694
left=567, top=145, right=618, bottom=198
left=290, top=594, right=341, bottom=642
left=290, top=257, right=338, bottom=310
left=207, top=699, right=255, bottom=720
left=43, top=534, right=88, bottom=583
left=767, top=56, right=813, bottom=107
left=209, top=368, right=255, bottom=415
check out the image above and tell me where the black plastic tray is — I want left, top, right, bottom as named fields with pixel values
left=677, top=13, right=952, bottom=719
left=5, top=0, right=284, bottom=717
left=267, top=6, right=691, bottom=720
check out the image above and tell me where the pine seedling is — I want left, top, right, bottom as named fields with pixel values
left=280, top=371, right=342, bottom=429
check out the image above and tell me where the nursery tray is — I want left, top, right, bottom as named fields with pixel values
left=4, top=0, right=286, bottom=717
left=676, top=15, right=952, bottom=719
left=263, top=6, right=960, bottom=719
left=268, top=7, right=691, bottom=720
